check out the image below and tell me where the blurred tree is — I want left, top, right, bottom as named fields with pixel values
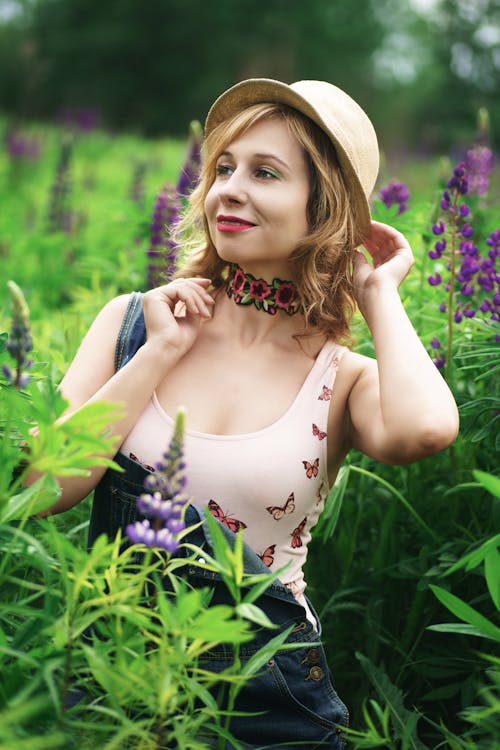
left=368, top=0, right=500, bottom=150
left=417, top=0, right=500, bottom=150
left=0, top=0, right=499, bottom=150
left=1, top=0, right=384, bottom=134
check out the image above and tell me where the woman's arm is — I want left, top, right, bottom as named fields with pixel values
left=32, top=278, right=214, bottom=514
left=344, top=221, right=459, bottom=465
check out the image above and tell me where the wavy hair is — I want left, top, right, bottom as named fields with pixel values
left=174, top=102, right=361, bottom=343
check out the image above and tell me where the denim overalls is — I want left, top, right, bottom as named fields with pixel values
left=88, top=293, right=349, bottom=749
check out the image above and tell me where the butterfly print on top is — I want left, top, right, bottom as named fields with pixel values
left=258, top=544, right=276, bottom=567
left=302, top=458, right=319, bottom=479
left=312, top=423, right=327, bottom=441
left=290, top=518, right=307, bottom=548
left=208, top=499, right=247, bottom=533
left=266, top=492, right=295, bottom=520
left=318, top=385, right=332, bottom=401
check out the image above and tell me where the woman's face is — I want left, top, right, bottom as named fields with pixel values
left=204, top=116, right=310, bottom=277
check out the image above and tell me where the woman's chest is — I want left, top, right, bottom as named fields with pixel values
left=156, top=342, right=318, bottom=435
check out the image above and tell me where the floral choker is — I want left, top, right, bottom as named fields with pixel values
left=226, top=264, right=302, bottom=316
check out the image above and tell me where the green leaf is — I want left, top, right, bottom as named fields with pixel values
left=316, top=465, right=349, bottom=540
left=473, top=469, right=500, bottom=498
left=189, top=605, right=252, bottom=644
left=484, top=547, right=500, bottom=612
left=241, top=563, right=291, bottom=605
left=443, top=534, right=500, bottom=575
left=235, top=602, right=277, bottom=629
left=429, top=584, right=500, bottom=642
left=427, top=622, right=496, bottom=638
left=240, top=626, right=295, bottom=678
left=0, top=473, right=61, bottom=522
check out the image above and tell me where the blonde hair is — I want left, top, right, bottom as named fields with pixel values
left=175, top=102, right=360, bottom=343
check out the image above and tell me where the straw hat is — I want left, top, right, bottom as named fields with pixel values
left=205, top=78, right=379, bottom=238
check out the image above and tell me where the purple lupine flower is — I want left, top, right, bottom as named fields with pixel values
left=126, top=410, right=190, bottom=555
left=176, top=120, right=202, bottom=199
left=426, top=156, right=500, bottom=375
left=428, top=273, right=442, bottom=286
left=57, top=107, right=100, bottom=133
left=4, top=127, right=41, bottom=162
left=379, top=180, right=410, bottom=214
left=447, top=163, right=468, bottom=195
left=464, top=144, right=493, bottom=197
left=2, top=281, right=33, bottom=389
left=147, top=182, right=181, bottom=289
left=429, top=336, right=445, bottom=369
left=47, top=136, right=74, bottom=233
left=432, top=221, right=446, bottom=236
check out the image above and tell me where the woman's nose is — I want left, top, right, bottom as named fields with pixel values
left=218, top=170, right=247, bottom=203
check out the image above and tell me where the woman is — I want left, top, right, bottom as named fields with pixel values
left=40, top=79, right=459, bottom=748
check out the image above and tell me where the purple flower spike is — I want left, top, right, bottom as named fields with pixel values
left=3, top=281, right=33, bottom=389
left=126, top=410, right=190, bottom=555
left=176, top=120, right=202, bottom=199
left=5, top=127, right=41, bottom=162
left=147, top=182, right=181, bottom=289
left=465, top=144, right=493, bottom=197
left=427, top=156, right=500, bottom=349
left=379, top=180, right=410, bottom=214
left=430, top=337, right=441, bottom=349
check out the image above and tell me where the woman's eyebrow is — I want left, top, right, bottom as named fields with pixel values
left=218, top=149, right=290, bottom=171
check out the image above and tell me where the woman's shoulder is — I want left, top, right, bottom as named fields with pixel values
left=335, top=347, right=376, bottom=390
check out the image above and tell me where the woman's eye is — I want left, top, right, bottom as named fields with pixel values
left=256, top=167, right=280, bottom=180
left=215, top=164, right=233, bottom=177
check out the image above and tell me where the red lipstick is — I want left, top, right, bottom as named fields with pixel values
left=216, top=214, right=255, bottom=232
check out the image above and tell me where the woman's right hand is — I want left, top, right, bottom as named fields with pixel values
left=142, top=277, right=215, bottom=356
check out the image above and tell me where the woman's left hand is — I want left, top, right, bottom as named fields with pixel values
left=353, top=220, right=414, bottom=309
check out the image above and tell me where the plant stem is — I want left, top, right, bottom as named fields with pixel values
left=445, top=194, right=459, bottom=387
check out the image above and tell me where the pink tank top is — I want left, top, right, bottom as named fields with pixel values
left=121, top=340, right=346, bottom=621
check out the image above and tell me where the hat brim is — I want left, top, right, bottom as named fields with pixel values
left=205, top=78, right=372, bottom=239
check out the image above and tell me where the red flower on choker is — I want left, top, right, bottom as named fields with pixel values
left=226, top=264, right=301, bottom=316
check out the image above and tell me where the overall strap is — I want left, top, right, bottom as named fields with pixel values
left=114, top=292, right=147, bottom=372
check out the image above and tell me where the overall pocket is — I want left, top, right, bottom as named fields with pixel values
left=109, top=485, right=141, bottom=532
